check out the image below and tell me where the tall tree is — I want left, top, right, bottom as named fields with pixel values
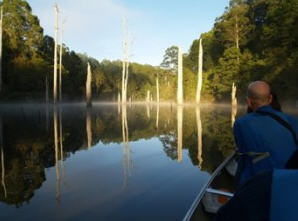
left=86, top=62, right=92, bottom=107
left=196, top=38, right=203, bottom=104
left=214, top=0, right=252, bottom=49
left=161, top=46, right=178, bottom=73
left=121, top=17, right=129, bottom=103
left=53, top=4, right=59, bottom=104
left=177, top=47, right=183, bottom=105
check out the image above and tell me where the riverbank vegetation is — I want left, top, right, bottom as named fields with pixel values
left=0, top=0, right=297, bottom=103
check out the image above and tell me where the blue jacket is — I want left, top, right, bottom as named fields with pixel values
left=234, top=105, right=298, bottom=184
left=215, top=169, right=298, bottom=221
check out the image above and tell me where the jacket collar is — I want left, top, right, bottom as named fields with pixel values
left=255, top=105, right=273, bottom=112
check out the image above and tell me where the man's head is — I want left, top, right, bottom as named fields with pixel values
left=246, top=81, right=272, bottom=111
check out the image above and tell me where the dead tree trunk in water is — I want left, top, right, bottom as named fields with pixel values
left=53, top=5, right=59, bottom=105
left=121, top=17, right=129, bottom=104
left=156, top=75, right=160, bottom=103
left=177, top=47, right=183, bottom=105
left=0, top=7, right=3, bottom=92
left=231, top=82, right=237, bottom=107
left=146, top=90, right=150, bottom=103
left=196, top=38, right=203, bottom=104
left=86, top=62, right=92, bottom=107
left=59, top=19, right=65, bottom=103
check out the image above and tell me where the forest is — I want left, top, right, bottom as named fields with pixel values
left=0, top=0, right=297, bottom=104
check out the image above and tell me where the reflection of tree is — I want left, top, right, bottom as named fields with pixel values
left=0, top=105, right=240, bottom=206
left=160, top=133, right=177, bottom=160
left=121, top=104, right=133, bottom=189
left=196, top=106, right=203, bottom=167
left=177, top=106, right=183, bottom=162
left=59, top=107, right=65, bottom=186
left=53, top=108, right=60, bottom=203
left=0, top=118, right=7, bottom=199
left=86, top=108, right=92, bottom=148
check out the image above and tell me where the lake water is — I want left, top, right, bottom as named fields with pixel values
left=0, top=103, right=243, bottom=220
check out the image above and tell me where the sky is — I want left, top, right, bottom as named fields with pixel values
left=27, top=0, right=229, bottom=66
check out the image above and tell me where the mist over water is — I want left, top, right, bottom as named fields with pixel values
left=0, top=103, right=296, bottom=220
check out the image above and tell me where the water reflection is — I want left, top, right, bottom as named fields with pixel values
left=177, top=106, right=183, bottom=162
left=86, top=108, right=92, bottom=149
left=122, top=104, right=132, bottom=189
left=0, top=118, right=6, bottom=199
left=53, top=108, right=60, bottom=203
left=0, top=104, right=250, bottom=219
left=196, top=106, right=203, bottom=167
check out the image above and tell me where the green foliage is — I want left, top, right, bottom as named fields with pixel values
left=1, top=0, right=298, bottom=103
left=160, top=45, right=178, bottom=73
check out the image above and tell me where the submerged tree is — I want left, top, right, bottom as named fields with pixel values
left=196, top=38, right=203, bottom=104
left=177, top=47, right=183, bottom=105
left=121, top=17, right=129, bottom=103
left=53, top=4, right=59, bottom=104
left=86, top=62, right=92, bottom=107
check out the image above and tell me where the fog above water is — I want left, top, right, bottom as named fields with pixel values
left=0, top=103, right=296, bottom=220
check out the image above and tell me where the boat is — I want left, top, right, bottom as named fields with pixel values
left=183, top=152, right=237, bottom=221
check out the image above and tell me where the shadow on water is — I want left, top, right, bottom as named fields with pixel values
left=0, top=103, right=265, bottom=219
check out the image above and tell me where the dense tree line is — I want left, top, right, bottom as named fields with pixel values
left=182, top=0, right=298, bottom=103
left=0, top=0, right=297, bottom=103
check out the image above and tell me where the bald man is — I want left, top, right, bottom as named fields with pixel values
left=234, top=81, right=298, bottom=185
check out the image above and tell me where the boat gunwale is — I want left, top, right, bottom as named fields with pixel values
left=182, top=151, right=236, bottom=221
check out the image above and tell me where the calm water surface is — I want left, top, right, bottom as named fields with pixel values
left=0, top=103, right=243, bottom=220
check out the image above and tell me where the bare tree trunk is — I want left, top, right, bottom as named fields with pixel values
left=53, top=5, right=59, bottom=105
left=177, top=106, right=183, bottom=161
left=196, top=106, right=203, bottom=167
left=146, top=102, right=150, bottom=119
left=53, top=108, right=60, bottom=203
left=231, top=105, right=237, bottom=128
left=231, top=82, right=237, bottom=107
left=59, top=23, right=63, bottom=103
left=0, top=7, right=3, bottom=92
left=156, top=103, right=159, bottom=129
left=156, top=75, right=160, bottom=103
left=196, top=38, right=203, bottom=104
left=177, top=47, right=183, bottom=105
left=146, top=90, right=150, bottom=103
left=0, top=118, right=7, bottom=198
left=118, top=91, right=121, bottom=115
left=86, top=62, right=92, bottom=107
left=121, top=17, right=129, bottom=104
